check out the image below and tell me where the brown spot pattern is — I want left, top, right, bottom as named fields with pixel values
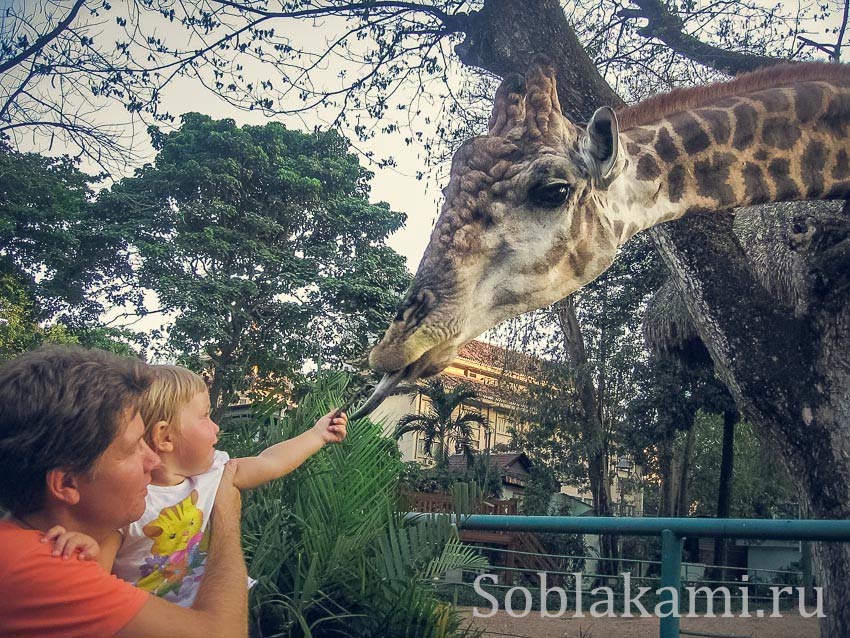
left=823, top=92, right=850, bottom=137
left=732, top=103, right=758, bottom=150
left=636, top=154, right=662, bottom=180
left=752, top=88, right=790, bottom=113
left=628, top=128, right=656, bottom=144
left=762, top=117, right=801, bottom=150
left=654, top=127, right=680, bottom=163
left=699, top=109, right=731, bottom=145
left=668, top=164, right=687, bottom=203
left=768, top=158, right=800, bottom=200
left=742, top=162, right=770, bottom=204
left=673, top=112, right=712, bottom=154
left=795, top=83, right=824, bottom=123
left=694, top=152, right=737, bottom=208
left=833, top=149, right=850, bottom=180
left=801, top=140, right=826, bottom=197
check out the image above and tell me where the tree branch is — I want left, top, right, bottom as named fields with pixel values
left=834, top=0, right=850, bottom=61
left=0, top=0, right=86, bottom=75
left=619, top=0, right=789, bottom=76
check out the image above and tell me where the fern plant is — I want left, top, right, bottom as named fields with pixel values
left=218, top=373, right=487, bottom=638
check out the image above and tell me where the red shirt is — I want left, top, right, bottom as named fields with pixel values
left=0, top=520, right=149, bottom=638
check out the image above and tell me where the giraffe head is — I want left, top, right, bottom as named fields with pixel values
left=364, top=58, right=623, bottom=401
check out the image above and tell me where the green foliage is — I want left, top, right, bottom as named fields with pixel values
left=688, top=412, right=798, bottom=518
left=400, top=452, right=503, bottom=499
left=394, top=379, right=487, bottom=470
left=97, top=115, right=410, bottom=410
left=0, top=144, right=125, bottom=323
left=505, top=233, right=667, bottom=493
left=218, top=373, right=486, bottom=638
left=0, top=271, right=143, bottom=360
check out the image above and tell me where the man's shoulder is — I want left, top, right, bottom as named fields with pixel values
left=0, top=520, right=115, bottom=586
left=0, top=523, right=150, bottom=637
left=0, top=521, right=48, bottom=566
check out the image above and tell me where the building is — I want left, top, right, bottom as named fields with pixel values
left=371, top=340, right=535, bottom=462
left=371, top=339, right=602, bottom=507
left=446, top=451, right=533, bottom=500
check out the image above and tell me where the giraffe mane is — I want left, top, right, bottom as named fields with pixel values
left=616, top=62, right=850, bottom=131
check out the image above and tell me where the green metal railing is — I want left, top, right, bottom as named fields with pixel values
left=453, top=515, right=850, bottom=638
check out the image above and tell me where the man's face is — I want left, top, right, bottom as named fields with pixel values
left=75, top=411, right=161, bottom=534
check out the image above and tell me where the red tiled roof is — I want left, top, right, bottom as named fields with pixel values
left=457, top=340, right=540, bottom=375
left=436, top=371, right=520, bottom=406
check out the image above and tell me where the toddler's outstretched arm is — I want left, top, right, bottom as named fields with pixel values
left=233, top=409, right=347, bottom=490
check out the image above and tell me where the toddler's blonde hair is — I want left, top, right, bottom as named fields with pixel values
left=140, top=365, right=208, bottom=446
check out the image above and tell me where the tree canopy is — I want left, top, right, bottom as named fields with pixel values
left=97, top=114, right=410, bottom=409
left=0, top=144, right=126, bottom=322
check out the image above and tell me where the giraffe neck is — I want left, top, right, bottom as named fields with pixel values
left=610, top=80, right=850, bottom=243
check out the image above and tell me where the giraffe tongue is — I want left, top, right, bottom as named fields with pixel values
left=348, top=367, right=410, bottom=421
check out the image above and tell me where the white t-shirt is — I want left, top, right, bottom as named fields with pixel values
left=112, top=450, right=241, bottom=607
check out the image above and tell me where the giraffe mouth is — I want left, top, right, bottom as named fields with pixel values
left=349, top=340, right=460, bottom=420
left=347, top=367, right=410, bottom=421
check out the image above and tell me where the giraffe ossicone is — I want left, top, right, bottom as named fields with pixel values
left=354, top=57, right=850, bottom=418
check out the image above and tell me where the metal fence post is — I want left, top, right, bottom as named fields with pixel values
left=801, top=540, right=813, bottom=605
left=660, top=529, right=683, bottom=638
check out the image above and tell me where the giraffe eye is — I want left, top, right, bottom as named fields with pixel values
left=530, top=182, right=572, bottom=208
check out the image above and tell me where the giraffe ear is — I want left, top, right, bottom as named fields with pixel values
left=583, top=106, right=620, bottom=181
left=488, top=73, right=526, bottom=136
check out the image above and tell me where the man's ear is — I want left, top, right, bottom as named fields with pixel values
left=151, top=420, right=174, bottom=453
left=46, top=469, right=81, bottom=506
left=582, top=106, right=620, bottom=182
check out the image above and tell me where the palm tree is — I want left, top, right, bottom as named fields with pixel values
left=394, top=378, right=488, bottom=469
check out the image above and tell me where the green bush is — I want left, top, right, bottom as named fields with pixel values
left=218, top=373, right=486, bottom=638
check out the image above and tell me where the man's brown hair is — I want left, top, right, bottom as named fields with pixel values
left=0, top=345, right=154, bottom=514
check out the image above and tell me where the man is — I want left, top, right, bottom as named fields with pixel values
left=0, top=346, right=247, bottom=638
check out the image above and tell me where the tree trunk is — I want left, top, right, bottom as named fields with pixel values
left=658, top=431, right=676, bottom=517
left=552, top=298, right=619, bottom=575
left=651, top=211, right=850, bottom=635
left=458, top=1, right=850, bottom=632
left=676, top=423, right=696, bottom=518
left=712, top=410, right=737, bottom=580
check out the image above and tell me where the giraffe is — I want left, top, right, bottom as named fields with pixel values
left=353, top=58, right=850, bottom=416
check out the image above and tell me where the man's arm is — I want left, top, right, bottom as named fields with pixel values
left=232, top=410, right=347, bottom=490
left=117, top=461, right=248, bottom=638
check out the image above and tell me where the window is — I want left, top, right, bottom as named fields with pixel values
left=415, top=435, right=427, bottom=458
left=495, top=411, right=509, bottom=435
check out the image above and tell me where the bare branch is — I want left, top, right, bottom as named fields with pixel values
left=619, top=0, right=790, bottom=75
left=835, top=0, right=850, bottom=61
left=0, top=0, right=86, bottom=75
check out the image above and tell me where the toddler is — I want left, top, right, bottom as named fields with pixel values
left=45, top=364, right=347, bottom=606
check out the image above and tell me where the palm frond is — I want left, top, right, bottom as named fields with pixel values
left=222, top=372, right=486, bottom=638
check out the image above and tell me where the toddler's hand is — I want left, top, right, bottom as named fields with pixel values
left=314, top=409, right=348, bottom=444
left=42, top=525, right=101, bottom=561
